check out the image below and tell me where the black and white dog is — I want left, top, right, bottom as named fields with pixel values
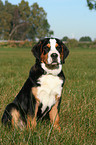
left=1, top=38, right=69, bottom=131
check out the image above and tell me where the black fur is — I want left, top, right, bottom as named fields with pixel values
left=32, top=38, right=69, bottom=64
left=1, top=38, right=69, bottom=127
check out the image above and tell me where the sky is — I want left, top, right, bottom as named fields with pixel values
left=2, top=0, right=96, bottom=40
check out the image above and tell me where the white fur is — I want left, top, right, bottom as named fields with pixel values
left=48, top=39, right=60, bottom=64
left=41, top=63, right=62, bottom=75
left=41, top=38, right=62, bottom=75
left=37, top=74, right=63, bottom=113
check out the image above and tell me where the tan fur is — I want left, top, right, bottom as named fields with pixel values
left=41, top=52, right=48, bottom=64
left=61, top=45, right=64, bottom=62
left=11, top=109, right=20, bottom=128
left=27, top=101, right=39, bottom=129
left=55, top=43, right=58, bottom=47
left=27, top=115, right=37, bottom=129
left=32, top=87, right=40, bottom=102
left=47, top=43, right=50, bottom=48
left=49, top=100, right=61, bottom=131
left=27, top=87, right=40, bottom=129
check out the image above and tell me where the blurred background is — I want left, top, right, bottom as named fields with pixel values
left=0, top=0, right=96, bottom=42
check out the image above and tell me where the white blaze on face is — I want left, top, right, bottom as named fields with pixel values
left=50, top=39, right=56, bottom=50
left=41, top=38, right=62, bottom=75
left=47, top=39, right=60, bottom=64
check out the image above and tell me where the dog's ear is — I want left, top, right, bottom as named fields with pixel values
left=56, top=38, right=69, bottom=64
left=31, top=40, right=42, bottom=60
left=61, top=42, right=69, bottom=64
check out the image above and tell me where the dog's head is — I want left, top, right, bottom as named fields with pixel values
left=32, top=38, right=69, bottom=75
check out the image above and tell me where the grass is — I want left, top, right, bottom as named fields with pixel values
left=0, top=47, right=96, bottom=145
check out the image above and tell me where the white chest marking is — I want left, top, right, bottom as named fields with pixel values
left=37, top=75, right=63, bottom=113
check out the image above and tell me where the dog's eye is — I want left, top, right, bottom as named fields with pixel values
left=43, top=46, right=50, bottom=54
left=56, top=46, right=62, bottom=53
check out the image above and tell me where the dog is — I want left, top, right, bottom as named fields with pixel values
left=1, top=38, right=69, bottom=131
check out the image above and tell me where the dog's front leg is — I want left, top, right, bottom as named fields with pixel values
left=49, top=98, right=61, bottom=131
left=27, top=87, right=40, bottom=129
left=27, top=101, right=39, bottom=129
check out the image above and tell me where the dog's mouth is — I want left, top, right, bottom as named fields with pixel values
left=45, top=62, right=59, bottom=70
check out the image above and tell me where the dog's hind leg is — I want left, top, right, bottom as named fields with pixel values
left=1, top=103, right=25, bottom=128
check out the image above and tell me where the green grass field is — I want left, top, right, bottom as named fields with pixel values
left=0, top=47, right=96, bottom=145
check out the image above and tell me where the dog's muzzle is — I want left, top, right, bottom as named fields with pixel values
left=51, top=53, right=58, bottom=64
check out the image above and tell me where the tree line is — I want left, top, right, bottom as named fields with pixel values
left=0, top=0, right=53, bottom=40
left=62, top=36, right=93, bottom=42
left=62, top=38, right=96, bottom=49
left=0, top=0, right=95, bottom=40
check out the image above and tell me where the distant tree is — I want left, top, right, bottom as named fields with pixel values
left=0, top=0, right=4, bottom=39
left=10, top=0, right=30, bottom=40
left=62, top=36, right=69, bottom=41
left=9, top=6, right=21, bottom=40
left=67, top=39, right=78, bottom=48
left=28, top=2, right=53, bottom=40
left=0, top=0, right=3, bottom=11
left=47, top=30, right=54, bottom=37
left=0, top=1, right=15, bottom=39
left=0, top=0, right=54, bottom=40
left=87, top=0, right=96, bottom=10
left=79, top=36, right=92, bottom=42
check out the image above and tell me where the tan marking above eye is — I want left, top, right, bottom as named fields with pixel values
left=55, top=43, right=59, bottom=47
left=47, top=43, right=50, bottom=48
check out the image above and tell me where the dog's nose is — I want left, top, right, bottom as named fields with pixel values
left=51, top=53, right=58, bottom=59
